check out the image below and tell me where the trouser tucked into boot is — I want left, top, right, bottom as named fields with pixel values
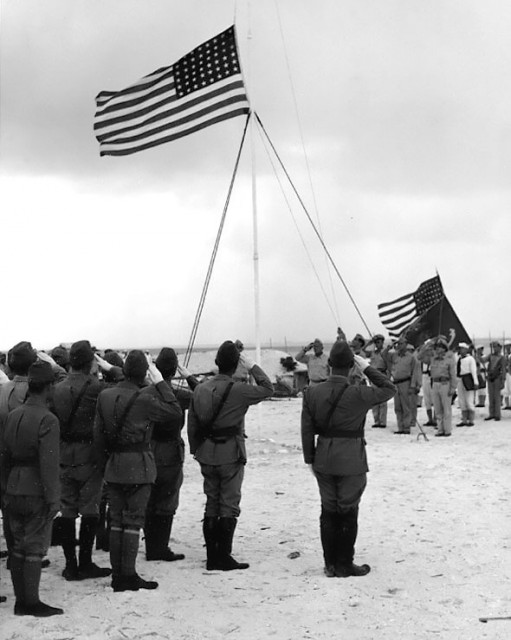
left=78, top=516, right=111, bottom=579
left=145, top=514, right=185, bottom=561
left=61, top=517, right=79, bottom=581
left=203, top=516, right=220, bottom=570
left=214, top=517, right=249, bottom=571
left=334, top=508, right=370, bottom=578
left=319, top=510, right=338, bottom=577
left=111, top=526, right=158, bottom=592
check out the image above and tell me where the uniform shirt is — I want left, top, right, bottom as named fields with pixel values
left=456, top=354, right=478, bottom=386
left=295, top=351, right=330, bottom=383
left=94, top=380, right=182, bottom=484
left=187, top=364, right=273, bottom=465
left=0, top=396, right=60, bottom=508
left=369, top=349, right=387, bottom=373
left=429, top=353, right=457, bottom=394
left=53, top=372, right=105, bottom=467
left=301, top=367, right=396, bottom=475
left=388, top=351, right=422, bottom=389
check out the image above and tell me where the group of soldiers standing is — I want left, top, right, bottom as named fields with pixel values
left=0, top=339, right=272, bottom=616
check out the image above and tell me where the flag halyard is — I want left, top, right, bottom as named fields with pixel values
left=94, top=26, right=250, bottom=156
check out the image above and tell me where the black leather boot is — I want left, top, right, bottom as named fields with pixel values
left=145, top=514, right=185, bottom=561
left=61, top=517, right=80, bottom=581
left=319, top=509, right=338, bottom=577
left=216, top=517, right=249, bottom=571
left=78, top=516, right=112, bottom=578
left=334, top=508, right=370, bottom=578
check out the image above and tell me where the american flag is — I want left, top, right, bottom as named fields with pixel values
left=377, top=276, right=444, bottom=338
left=94, top=26, right=250, bottom=157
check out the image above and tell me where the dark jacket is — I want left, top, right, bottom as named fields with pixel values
left=187, top=365, right=273, bottom=465
left=0, top=396, right=61, bottom=509
left=94, top=380, right=182, bottom=484
left=301, top=367, right=396, bottom=475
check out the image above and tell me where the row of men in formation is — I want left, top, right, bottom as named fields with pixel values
left=296, top=332, right=511, bottom=435
left=0, top=339, right=278, bottom=616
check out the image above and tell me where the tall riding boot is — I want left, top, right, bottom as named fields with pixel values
left=466, top=409, right=475, bottom=426
left=334, top=508, right=370, bottom=578
left=456, top=410, right=468, bottom=427
left=146, top=514, right=185, bottom=562
left=78, top=516, right=112, bottom=579
left=95, top=496, right=109, bottom=551
left=10, top=553, right=25, bottom=613
left=115, top=526, right=158, bottom=593
left=203, top=516, right=220, bottom=570
left=61, top=517, right=80, bottom=581
left=109, top=525, right=123, bottom=589
left=50, top=516, right=65, bottom=546
left=319, top=509, right=338, bottom=577
left=21, top=558, right=63, bottom=617
left=216, top=517, right=249, bottom=571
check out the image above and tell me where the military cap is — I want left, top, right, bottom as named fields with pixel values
left=103, top=350, right=124, bottom=368
left=329, top=340, right=354, bottom=369
left=434, top=338, right=448, bottom=351
left=350, top=333, right=366, bottom=347
left=215, top=341, right=240, bottom=373
left=8, top=341, right=37, bottom=375
left=51, top=345, right=69, bottom=368
left=373, top=334, right=385, bottom=342
left=491, top=340, right=501, bottom=347
left=69, top=340, right=95, bottom=369
left=28, top=361, right=55, bottom=385
left=155, top=347, right=178, bottom=379
left=458, top=342, right=470, bottom=349
left=123, top=350, right=148, bottom=379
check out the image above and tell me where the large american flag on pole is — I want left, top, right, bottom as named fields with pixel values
left=94, top=26, right=250, bottom=157
left=377, top=276, right=444, bottom=338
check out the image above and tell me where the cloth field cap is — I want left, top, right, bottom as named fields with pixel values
left=8, top=341, right=37, bottom=375
left=103, top=350, right=124, bottom=368
left=123, top=350, right=149, bottom=379
left=491, top=340, right=501, bottom=347
left=51, top=345, right=69, bottom=367
left=458, top=342, right=470, bottom=349
left=70, top=340, right=95, bottom=368
left=476, top=345, right=484, bottom=350
left=434, top=338, right=448, bottom=351
left=215, top=341, right=240, bottom=372
left=406, top=344, right=415, bottom=351
left=156, top=347, right=178, bottom=379
left=28, top=361, right=55, bottom=385
left=329, top=340, right=354, bottom=369
left=373, top=334, right=384, bottom=341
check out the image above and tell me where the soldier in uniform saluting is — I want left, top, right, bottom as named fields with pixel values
left=94, top=350, right=182, bottom=592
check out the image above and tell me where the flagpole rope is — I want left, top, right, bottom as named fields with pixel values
left=183, top=112, right=251, bottom=367
left=254, top=111, right=373, bottom=338
left=256, top=119, right=340, bottom=324
left=272, top=0, right=341, bottom=325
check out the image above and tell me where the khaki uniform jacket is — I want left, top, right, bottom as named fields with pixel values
left=94, top=380, right=182, bottom=484
left=0, top=397, right=60, bottom=509
left=187, top=365, right=273, bottom=465
left=301, top=367, right=396, bottom=475
left=53, top=372, right=105, bottom=467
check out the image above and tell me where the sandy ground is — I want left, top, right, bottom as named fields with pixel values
left=1, top=399, right=510, bottom=640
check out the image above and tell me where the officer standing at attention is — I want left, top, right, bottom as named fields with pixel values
left=301, top=341, right=396, bottom=578
left=0, top=361, right=63, bottom=617
left=429, top=338, right=457, bottom=437
left=295, top=339, right=330, bottom=386
left=188, top=341, right=273, bottom=571
left=52, top=340, right=113, bottom=581
left=94, top=350, right=183, bottom=592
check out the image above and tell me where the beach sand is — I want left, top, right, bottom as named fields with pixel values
left=1, top=399, right=510, bottom=640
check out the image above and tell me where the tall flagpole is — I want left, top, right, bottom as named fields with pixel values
left=247, top=2, right=261, bottom=365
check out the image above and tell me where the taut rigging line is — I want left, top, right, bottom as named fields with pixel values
left=254, top=111, right=373, bottom=338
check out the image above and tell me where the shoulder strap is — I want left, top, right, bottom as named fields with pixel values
left=196, top=381, right=235, bottom=434
left=325, top=383, right=350, bottom=428
left=115, top=390, right=141, bottom=435
left=61, top=379, right=92, bottom=432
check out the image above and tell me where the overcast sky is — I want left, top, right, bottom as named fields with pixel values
left=1, top=0, right=510, bottom=352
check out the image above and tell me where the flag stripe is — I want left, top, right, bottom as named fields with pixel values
left=99, top=107, right=250, bottom=157
left=95, top=79, right=245, bottom=142
left=378, top=299, right=415, bottom=319
left=377, top=292, right=414, bottom=310
left=94, top=26, right=250, bottom=157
